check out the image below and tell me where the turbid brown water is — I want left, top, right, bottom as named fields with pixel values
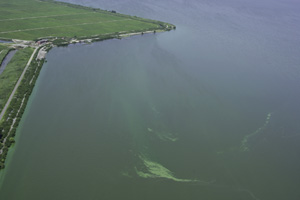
left=0, top=0, right=300, bottom=199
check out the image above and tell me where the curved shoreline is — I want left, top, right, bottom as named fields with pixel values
left=0, top=27, right=174, bottom=169
left=0, top=0, right=175, bottom=169
left=0, top=48, right=38, bottom=151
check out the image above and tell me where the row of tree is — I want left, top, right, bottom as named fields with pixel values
left=0, top=48, right=45, bottom=169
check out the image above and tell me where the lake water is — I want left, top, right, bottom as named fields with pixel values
left=0, top=0, right=300, bottom=199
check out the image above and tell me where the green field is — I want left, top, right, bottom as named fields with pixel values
left=0, top=0, right=168, bottom=40
left=0, top=45, right=8, bottom=52
left=0, top=48, right=34, bottom=113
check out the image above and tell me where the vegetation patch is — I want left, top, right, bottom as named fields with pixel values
left=0, top=48, right=34, bottom=114
left=0, top=0, right=175, bottom=41
left=0, top=44, right=8, bottom=52
left=0, top=47, right=45, bottom=169
left=0, top=50, right=10, bottom=67
left=0, top=44, right=12, bottom=65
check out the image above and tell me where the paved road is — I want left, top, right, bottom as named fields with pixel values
left=0, top=47, right=38, bottom=121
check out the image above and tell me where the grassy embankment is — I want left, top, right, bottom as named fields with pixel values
left=0, top=48, right=34, bottom=114
left=0, top=45, right=7, bottom=51
left=0, top=45, right=11, bottom=65
left=0, top=48, right=44, bottom=169
left=0, top=50, right=9, bottom=65
left=0, top=0, right=174, bottom=41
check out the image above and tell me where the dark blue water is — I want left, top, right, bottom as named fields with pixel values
left=0, top=40, right=12, bottom=43
left=0, top=0, right=299, bottom=199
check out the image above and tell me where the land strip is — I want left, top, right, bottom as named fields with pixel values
left=0, top=48, right=37, bottom=122
left=0, top=46, right=45, bottom=168
left=0, top=96, right=26, bottom=155
left=0, top=48, right=34, bottom=113
left=0, top=49, right=10, bottom=67
left=0, top=0, right=174, bottom=40
left=0, top=44, right=10, bottom=62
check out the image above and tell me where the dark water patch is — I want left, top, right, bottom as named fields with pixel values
left=0, top=40, right=12, bottom=43
left=0, top=50, right=17, bottom=75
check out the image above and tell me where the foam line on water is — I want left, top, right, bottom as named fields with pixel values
left=240, top=113, right=272, bottom=152
left=135, top=154, right=212, bottom=183
left=147, top=128, right=178, bottom=142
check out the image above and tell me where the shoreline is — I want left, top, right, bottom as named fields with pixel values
left=0, top=0, right=175, bottom=170
left=0, top=28, right=174, bottom=169
left=0, top=47, right=44, bottom=169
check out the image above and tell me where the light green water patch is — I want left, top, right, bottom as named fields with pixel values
left=240, top=113, right=272, bottom=152
left=156, top=131, right=178, bottom=142
left=147, top=128, right=153, bottom=132
left=135, top=155, right=195, bottom=182
left=151, top=105, right=160, bottom=115
left=147, top=128, right=178, bottom=142
left=133, top=155, right=260, bottom=199
left=134, top=154, right=211, bottom=184
left=121, top=171, right=133, bottom=178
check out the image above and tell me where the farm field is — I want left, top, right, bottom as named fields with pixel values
left=0, top=0, right=164, bottom=40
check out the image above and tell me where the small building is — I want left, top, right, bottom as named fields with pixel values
left=36, top=39, right=48, bottom=45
